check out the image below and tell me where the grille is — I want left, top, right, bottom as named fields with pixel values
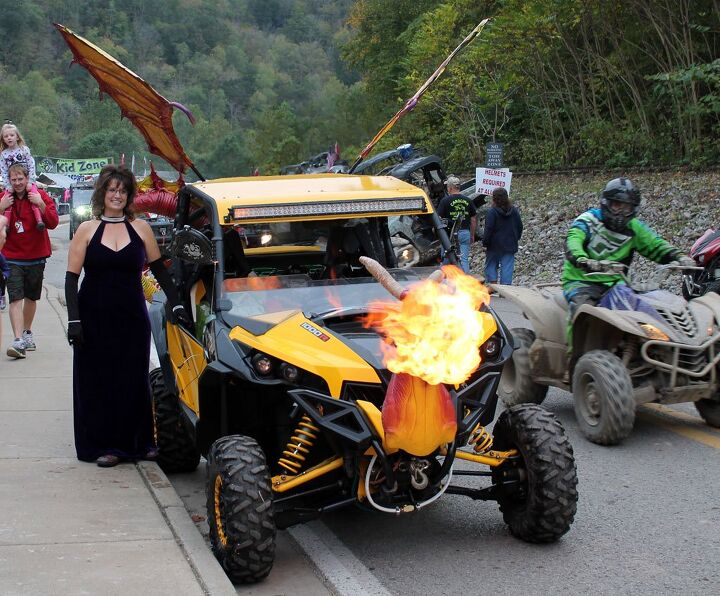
left=647, top=345, right=709, bottom=376
left=341, top=382, right=386, bottom=409
left=656, top=307, right=698, bottom=338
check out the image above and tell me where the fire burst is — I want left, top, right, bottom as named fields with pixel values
left=363, top=262, right=492, bottom=386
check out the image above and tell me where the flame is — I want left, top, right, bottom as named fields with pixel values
left=365, top=265, right=492, bottom=385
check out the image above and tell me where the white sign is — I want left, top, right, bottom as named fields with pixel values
left=475, top=167, right=512, bottom=196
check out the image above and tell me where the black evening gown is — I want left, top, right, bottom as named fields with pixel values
left=73, top=220, right=154, bottom=462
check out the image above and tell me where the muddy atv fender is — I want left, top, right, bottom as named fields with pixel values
left=490, top=284, right=567, bottom=345
left=497, top=328, right=548, bottom=406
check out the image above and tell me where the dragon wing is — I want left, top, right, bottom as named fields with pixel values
left=55, top=23, right=202, bottom=179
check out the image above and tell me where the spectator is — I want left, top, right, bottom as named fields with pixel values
left=0, top=214, right=8, bottom=350
left=436, top=175, right=476, bottom=273
left=65, top=165, right=189, bottom=467
left=0, top=163, right=58, bottom=358
left=1, top=122, right=36, bottom=188
left=483, top=187, right=523, bottom=285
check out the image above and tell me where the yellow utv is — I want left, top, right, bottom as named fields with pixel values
left=148, top=174, right=579, bottom=583
left=53, top=23, right=578, bottom=587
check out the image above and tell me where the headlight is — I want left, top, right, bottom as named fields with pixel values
left=260, top=233, right=272, bottom=245
left=481, top=335, right=502, bottom=359
left=251, top=352, right=273, bottom=375
left=639, top=323, right=669, bottom=341
left=73, top=205, right=90, bottom=216
left=396, top=245, right=419, bottom=267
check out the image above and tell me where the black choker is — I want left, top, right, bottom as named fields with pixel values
left=101, top=215, right=126, bottom=223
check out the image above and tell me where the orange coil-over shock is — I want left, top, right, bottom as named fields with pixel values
left=278, top=415, right=320, bottom=474
left=468, top=424, right=493, bottom=454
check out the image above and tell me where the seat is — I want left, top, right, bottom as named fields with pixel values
left=223, top=228, right=252, bottom=278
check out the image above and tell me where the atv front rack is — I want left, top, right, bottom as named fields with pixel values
left=641, top=332, right=720, bottom=387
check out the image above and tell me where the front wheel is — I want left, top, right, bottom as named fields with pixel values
left=695, top=398, right=720, bottom=427
left=572, top=350, right=635, bottom=445
left=497, top=328, right=548, bottom=407
left=491, top=404, right=578, bottom=543
left=206, top=435, right=276, bottom=584
left=150, top=368, right=200, bottom=473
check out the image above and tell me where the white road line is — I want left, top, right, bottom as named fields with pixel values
left=289, top=521, right=393, bottom=596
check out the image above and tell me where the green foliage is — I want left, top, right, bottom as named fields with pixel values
left=1, top=0, right=719, bottom=177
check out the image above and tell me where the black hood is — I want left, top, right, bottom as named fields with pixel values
left=493, top=206, right=514, bottom=217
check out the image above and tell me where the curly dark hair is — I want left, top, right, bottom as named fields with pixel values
left=91, top=165, right=137, bottom=218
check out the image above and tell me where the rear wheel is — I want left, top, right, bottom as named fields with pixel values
left=206, top=435, right=276, bottom=584
left=497, top=328, right=548, bottom=407
left=491, top=404, right=578, bottom=543
left=695, top=398, right=720, bottom=427
left=150, top=368, right=200, bottom=473
left=572, top=350, right=635, bottom=445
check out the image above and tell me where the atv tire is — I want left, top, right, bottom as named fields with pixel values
left=150, top=368, right=200, bottom=473
left=695, top=398, right=720, bottom=427
left=572, top=350, right=635, bottom=445
left=497, top=328, right=548, bottom=407
left=206, top=435, right=276, bottom=584
left=491, top=404, right=578, bottom=543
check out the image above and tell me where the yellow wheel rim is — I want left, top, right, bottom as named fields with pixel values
left=213, top=475, right=228, bottom=547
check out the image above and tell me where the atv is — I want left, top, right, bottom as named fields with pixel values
left=494, top=264, right=720, bottom=445
left=148, top=175, right=578, bottom=583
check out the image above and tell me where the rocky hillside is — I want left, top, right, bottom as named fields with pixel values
left=469, top=169, right=720, bottom=289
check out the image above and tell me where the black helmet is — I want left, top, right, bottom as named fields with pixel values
left=600, top=177, right=640, bottom=232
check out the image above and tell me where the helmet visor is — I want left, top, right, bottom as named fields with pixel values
left=607, top=199, right=635, bottom=216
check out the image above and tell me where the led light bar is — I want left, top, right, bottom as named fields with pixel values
left=227, top=197, right=427, bottom=221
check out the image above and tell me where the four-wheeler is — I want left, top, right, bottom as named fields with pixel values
left=682, top=227, right=720, bottom=299
left=495, top=264, right=720, bottom=445
left=149, top=174, right=578, bottom=583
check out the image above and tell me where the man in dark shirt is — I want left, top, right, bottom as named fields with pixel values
left=436, top=175, right=476, bottom=273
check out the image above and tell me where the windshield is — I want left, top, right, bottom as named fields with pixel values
left=71, top=188, right=93, bottom=206
left=224, top=268, right=439, bottom=318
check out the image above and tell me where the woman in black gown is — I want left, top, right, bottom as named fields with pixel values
left=64, top=165, right=188, bottom=467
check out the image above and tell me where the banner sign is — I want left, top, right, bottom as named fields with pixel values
left=475, top=167, right=512, bottom=196
left=37, top=156, right=112, bottom=176
left=485, top=142, right=504, bottom=168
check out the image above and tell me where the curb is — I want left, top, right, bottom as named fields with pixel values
left=46, top=285, right=236, bottom=595
left=137, top=462, right=236, bottom=596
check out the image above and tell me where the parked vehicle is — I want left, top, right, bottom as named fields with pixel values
left=68, top=182, right=94, bottom=239
left=495, top=264, right=720, bottom=445
left=682, top=227, right=720, bottom=299
left=148, top=175, right=577, bottom=583
left=136, top=211, right=174, bottom=256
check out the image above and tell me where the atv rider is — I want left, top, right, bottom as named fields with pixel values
left=562, top=177, right=693, bottom=343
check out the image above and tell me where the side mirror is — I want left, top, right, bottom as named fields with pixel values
left=169, top=225, right=213, bottom=265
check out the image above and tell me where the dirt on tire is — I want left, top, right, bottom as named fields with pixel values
left=572, top=350, right=635, bottom=445
left=491, top=404, right=578, bottom=543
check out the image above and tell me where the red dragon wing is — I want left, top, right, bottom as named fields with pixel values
left=54, top=23, right=201, bottom=178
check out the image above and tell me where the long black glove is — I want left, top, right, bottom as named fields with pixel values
left=148, top=258, right=191, bottom=326
left=65, top=271, right=84, bottom=347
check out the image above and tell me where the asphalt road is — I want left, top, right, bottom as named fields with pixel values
left=44, top=222, right=720, bottom=595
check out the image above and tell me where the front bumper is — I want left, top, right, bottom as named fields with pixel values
left=641, top=332, right=720, bottom=386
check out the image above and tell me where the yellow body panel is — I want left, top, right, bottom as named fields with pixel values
left=229, top=312, right=380, bottom=396
left=356, top=400, right=398, bottom=455
left=190, top=174, right=432, bottom=225
left=167, top=322, right=207, bottom=414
